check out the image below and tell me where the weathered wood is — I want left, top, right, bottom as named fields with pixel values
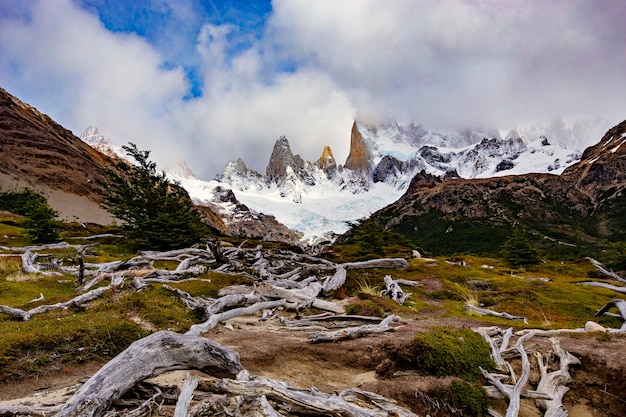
left=466, top=304, right=528, bottom=324
left=0, top=242, right=71, bottom=252
left=185, top=300, right=288, bottom=336
left=308, top=315, right=401, bottom=343
left=379, top=275, right=410, bottom=304
left=217, top=376, right=419, bottom=417
left=0, top=405, right=62, bottom=416
left=54, top=331, right=243, bottom=417
left=255, top=282, right=345, bottom=314
left=340, top=258, right=409, bottom=270
left=174, top=373, right=198, bottom=417
left=587, top=257, right=626, bottom=283
left=534, top=338, right=580, bottom=417
left=595, top=299, right=626, bottom=330
left=322, top=266, right=347, bottom=292
left=0, top=276, right=124, bottom=321
left=578, top=281, right=626, bottom=294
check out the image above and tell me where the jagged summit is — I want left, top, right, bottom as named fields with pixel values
left=167, top=160, right=197, bottom=179
left=315, top=145, right=337, bottom=173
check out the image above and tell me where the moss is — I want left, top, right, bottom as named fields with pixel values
left=410, top=327, right=495, bottom=381
left=345, top=300, right=384, bottom=318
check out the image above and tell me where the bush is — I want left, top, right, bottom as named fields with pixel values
left=0, top=188, right=60, bottom=243
left=410, top=327, right=494, bottom=381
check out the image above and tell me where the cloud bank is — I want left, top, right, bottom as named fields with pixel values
left=1, top=0, right=625, bottom=178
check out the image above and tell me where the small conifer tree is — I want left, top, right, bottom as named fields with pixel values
left=99, top=143, right=208, bottom=250
left=500, top=227, right=540, bottom=268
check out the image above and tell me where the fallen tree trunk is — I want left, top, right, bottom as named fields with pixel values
left=379, top=275, right=410, bottom=304
left=0, top=276, right=124, bottom=321
left=185, top=299, right=288, bottom=336
left=577, top=281, right=626, bottom=294
left=340, top=258, right=409, bottom=270
left=322, top=266, right=346, bottom=292
left=534, top=338, right=580, bottom=417
left=465, top=304, right=528, bottom=324
left=54, top=330, right=243, bottom=417
left=217, top=375, right=418, bottom=417
left=255, top=282, right=345, bottom=314
left=308, top=315, right=401, bottom=343
left=173, top=373, right=198, bottom=417
left=586, top=257, right=626, bottom=283
left=595, top=299, right=626, bottom=330
left=0, top=405, right=62, bottom=416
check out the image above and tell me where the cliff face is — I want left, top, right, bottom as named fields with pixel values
left=344, top=121, right=373, bottom=174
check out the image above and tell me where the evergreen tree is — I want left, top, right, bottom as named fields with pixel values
left=500, top=228, right=540, bottom=268
left=0, top=188, right=61, bottom=243
left=99, top=143, right=208, bottom=250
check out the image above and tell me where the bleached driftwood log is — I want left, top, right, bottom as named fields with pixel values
left=173, top=373, right=199, bottom=417
left=255, top=282, right=345, bottom=314
left=0, top=242, right=71, bottom=252
left=340, top=258, right=409, bottom=270
left=595, top=299, right=626, bottom=330
left=322, top=266, right=346, bottom=292
left=577, top=281, right=626, bottom=294
left=308, top=315, right=402, bottom=343
left=21, top=250, right=61, bottom=275
left=379, top=275, right=410, bottom=304
left=473, top=327, right=513, bottom=370
left=0, top=405, right=62, bottom=416
left=0, top=276, right=124, bottom=321
left=480, top=331, right=535, bottom=417
left=185, top=299, right=288, bottom=336
left=465, top=304, right=528, bottom=324
left=586, top=257, right=626, bottom=283
left=54, top=331, right=243, bottom=417
left=534, top=338, right=580, bottom=417
left=217, top=375, right=419, bottom=417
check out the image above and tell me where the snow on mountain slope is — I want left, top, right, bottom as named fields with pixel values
left=80, top=119, right=599, bottom=245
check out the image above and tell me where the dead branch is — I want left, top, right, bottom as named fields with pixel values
left=466, top=304, right=528, bottom=324
left=0, top=276, right=124, bottom=321
left=173, top=373, right=198, bottom=417
left=586, top=257, right=626, bottom=283
left=217, top=375, right=418, bottom=417
left=595, top=299, right=626, bottom=330
left=322, top=265, right=347, bottom=292
left=534, top=338, right=580, bottom=417
left=340, top=258, right=409, bottom=270
left=185, top=299, right=288, bottom=336
left=0, top=405, right=63, bottom=416
left=54, top=331, right=243, bottom=417
left=308, top=315, right=402, bottom=343
left=577, top=281, right=626, bottom=294
left=379, top=275, right=410, bottom=304
left=255, top=282, right=345, bottom=314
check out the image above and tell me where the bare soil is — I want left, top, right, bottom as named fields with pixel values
left=3, top=311, right=624, bottom=417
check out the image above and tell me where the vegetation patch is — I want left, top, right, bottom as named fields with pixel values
left=410, top=327, right=495, bottom=381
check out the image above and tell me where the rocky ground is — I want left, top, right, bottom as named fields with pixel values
left=1, top=308, right=624, bottom=417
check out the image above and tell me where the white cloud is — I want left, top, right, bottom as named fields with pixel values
left=1, top=0, right=625, bottom=179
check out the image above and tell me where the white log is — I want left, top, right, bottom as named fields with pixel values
left=54, top=331, right=243, bottom=417
left=595, top=299, right=626, bottom=330
left=379, top=275, right=409, bottom=304
left=340, top=258, right=409, bottom=270
left=578, top=281, right=626, bottom=294
left=0, top=242, right=71, bottom=252
left=534, top=338, right=580, bottom=417
left=174, top=373, right=198, bottom=417
left=322, top=266, right=347, bottom=292
left=217, top=375, right=418, bottom=417
left=0, top=276, right=124, bottom=321
left=308, top=315, right=401, bottom=343
left=465, top=304, right=528, bottom=324
left=255, top=282, right=345, bottom=314
left=185, top=300, right=287, bottom=336
left=586, top=257, right=626, bottom=283
left=0, top=405, right=62, bottom=416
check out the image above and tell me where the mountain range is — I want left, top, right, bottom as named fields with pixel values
left=1, top=85, right=624, bottom=255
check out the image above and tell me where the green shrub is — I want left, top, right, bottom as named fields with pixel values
left=436, top=380, right=489, bottom=417
left=411, top=327, right=494, bottom=381
left=345, top=300, right=384, bottom=318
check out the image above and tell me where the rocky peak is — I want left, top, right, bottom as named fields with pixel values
left=266, top=135, right=300, bottom=184
left=167, top=161, right=197, bottom=179
left=315, top=145, right=337, bottom=174
left=344, top=121, right=373, bottom=175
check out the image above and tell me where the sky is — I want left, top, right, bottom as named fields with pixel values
left=1, top=0, right=625, bottom=179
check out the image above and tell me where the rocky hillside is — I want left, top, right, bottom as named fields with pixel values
left=365, top=120, right=626, bottom=255
left=0, top=87, right=117, bottom=224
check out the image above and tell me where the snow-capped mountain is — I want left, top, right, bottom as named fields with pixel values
left=80, top=118, right=606, bottom=245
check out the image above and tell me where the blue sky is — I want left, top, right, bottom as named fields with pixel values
left=1, top=0, right=625, bottom=178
